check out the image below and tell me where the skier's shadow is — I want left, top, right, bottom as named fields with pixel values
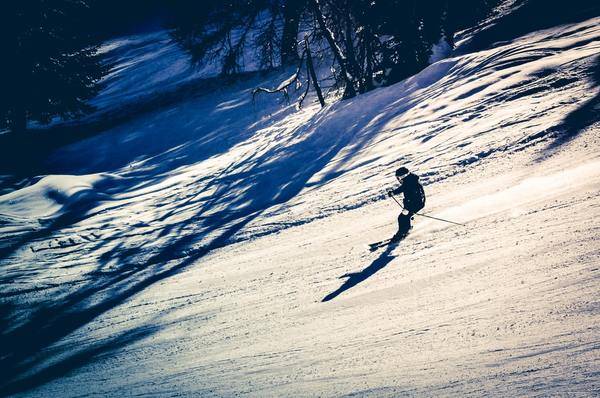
left=322, top=240, right=400, bottom=302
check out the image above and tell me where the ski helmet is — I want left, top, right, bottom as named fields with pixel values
left=395, top=167, right=409, bottom=178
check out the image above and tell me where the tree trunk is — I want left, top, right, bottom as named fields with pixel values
left=280, top=0, right=307, bottom=65
left=363, top=25, right=375, bottom=92
left=307, top=0, right=356, bottom=98
left=305, top=38, right=325, bottom=107
left=343, top=4, right=364, bottom=93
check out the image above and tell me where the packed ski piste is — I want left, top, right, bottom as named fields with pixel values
left=0, top=3, right=599, bottom=397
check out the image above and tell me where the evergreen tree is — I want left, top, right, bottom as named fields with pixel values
left=0, top=0, right=106, bottom=134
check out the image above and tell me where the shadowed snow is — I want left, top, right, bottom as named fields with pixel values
left=0, top=15, right=599, bottom=398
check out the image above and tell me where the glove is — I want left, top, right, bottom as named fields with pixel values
left=387, top=190, right=393, bottom=197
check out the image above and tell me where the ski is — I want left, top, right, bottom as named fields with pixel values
left=368, top=238, right=392, bottom=252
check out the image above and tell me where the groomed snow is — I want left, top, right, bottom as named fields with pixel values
left=0, top=15, right=599, bottom=397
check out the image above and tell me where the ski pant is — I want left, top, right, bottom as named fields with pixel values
left=395, top=212, right=413, bottom=240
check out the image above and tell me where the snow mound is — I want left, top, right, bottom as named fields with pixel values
left=0, top=174, right=111, bottom=220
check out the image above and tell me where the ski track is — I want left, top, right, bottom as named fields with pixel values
left=0, top=15, right=599, bottom=398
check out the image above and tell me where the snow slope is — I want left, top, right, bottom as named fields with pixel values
left=0, top=15, right=599, bottom=397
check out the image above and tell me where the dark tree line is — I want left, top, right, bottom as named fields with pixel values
left=168, top=0, right=503, bottom=102
left=0, top=0, right=107, bottom=135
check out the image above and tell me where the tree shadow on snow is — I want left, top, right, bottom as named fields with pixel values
left=530, top=54, right=600, bottom=160
left=0, top=38, right=461, bottom=391
left=541, top=55, right=600, bottom=154
left=0, top=189, right=105, bottom=261
left=0, top=45, right=454, bottom=392
left=0, top=322, right=160, bottom=396
left=0, top=191, right=262, bottom=395
left=0, top=84, right=394, bottom=394
left=322, top=241, right=400, bottom=302
left=0, top=68, right=300, bottom=262
left=0, top=70, right=265, bottom=194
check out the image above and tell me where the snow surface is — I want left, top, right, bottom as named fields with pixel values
left=1, top=15, right=599, bottom=397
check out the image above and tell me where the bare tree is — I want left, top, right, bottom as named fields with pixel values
left=253, top=37, right=325, bottom=109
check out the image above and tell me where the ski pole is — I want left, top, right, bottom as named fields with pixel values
left=413, top=212, right=466, bottom=226
left=388, top=192, right=465, bottom=227
left=389, top=192, right=403, bottom=208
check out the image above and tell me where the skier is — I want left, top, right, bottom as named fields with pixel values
left=387, top=167, right=425, bottom=242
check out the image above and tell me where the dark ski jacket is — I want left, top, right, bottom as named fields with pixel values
left=392, top=173, right=425, bottom=214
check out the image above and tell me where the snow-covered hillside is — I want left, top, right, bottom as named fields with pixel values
left=1, top=14, right=599, bottom=397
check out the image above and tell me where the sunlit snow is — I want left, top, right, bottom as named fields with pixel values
left=0, top=14, right=598, bottom=398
